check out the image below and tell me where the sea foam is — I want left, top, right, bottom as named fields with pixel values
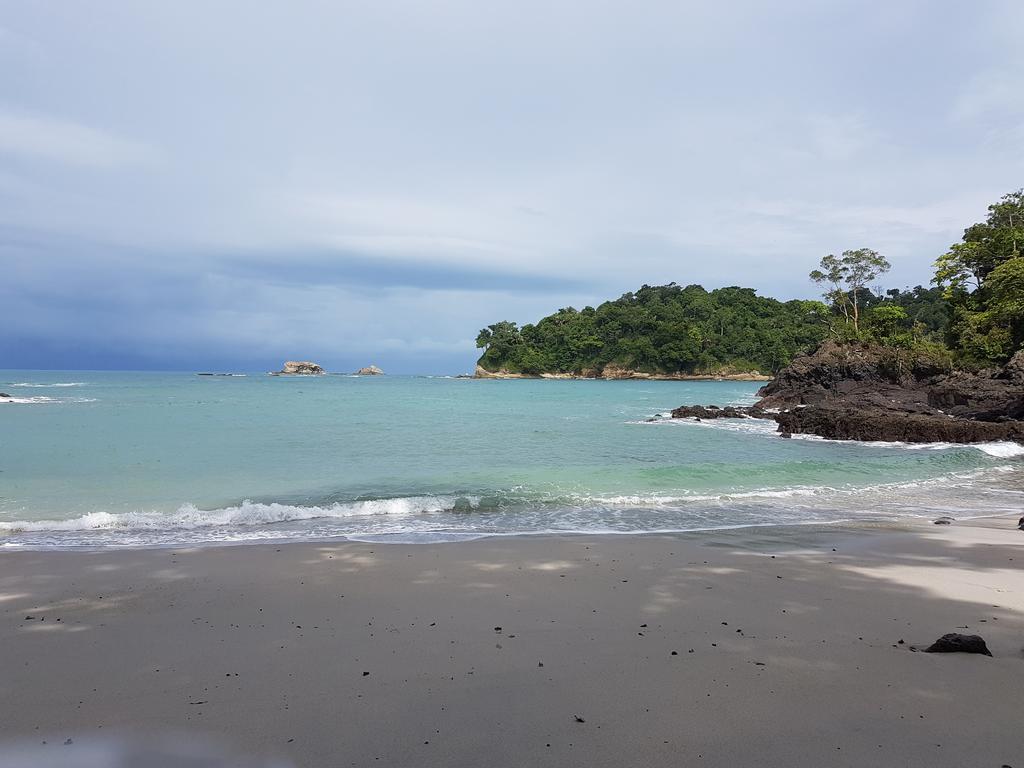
left=0, top=495, right=480, bottom=534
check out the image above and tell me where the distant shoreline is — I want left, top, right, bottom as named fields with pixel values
left=473, top=365, right=771, bottom=382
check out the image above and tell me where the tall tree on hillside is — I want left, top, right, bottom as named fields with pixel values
left=810, top=248, right=891, bottom=333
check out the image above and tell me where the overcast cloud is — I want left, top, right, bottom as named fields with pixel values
left=1, top=0, right=1022, bottom=372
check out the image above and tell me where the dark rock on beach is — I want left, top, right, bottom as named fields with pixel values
left=924, top=633, right=993, bottom=656
left=672, top=341, right=1024, bottom=444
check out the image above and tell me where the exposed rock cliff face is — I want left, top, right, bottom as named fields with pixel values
left=672, top=341, right=1024, bottom=443
left=355, top=365, right=384, bottom=375
left=277, top=361, right=325, bottom=375
left=473, top=365, right=533, bottom=379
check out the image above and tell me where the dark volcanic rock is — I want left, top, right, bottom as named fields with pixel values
left=757, top=341, right=1024, bottom=444
left=773, top=404, right=1024, bottom=444
left=670, top=405, right=765, bottom=420
left=756, top=340, right=950, bottom=408
left=924, top=633, right=992, bottom=656
left=670, top=341, right=1024, bottom=444
left=1001, top=349, right=1024, bottom=386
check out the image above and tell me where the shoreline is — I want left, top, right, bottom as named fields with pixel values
left=2, top=515, right=1021, bottom=766
left=473, top=364, right=772, bottom=381
left=0, top=510, right=1014, bottom=552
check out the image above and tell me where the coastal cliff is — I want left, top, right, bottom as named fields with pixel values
left=672, top=341, right=1024, bottom=443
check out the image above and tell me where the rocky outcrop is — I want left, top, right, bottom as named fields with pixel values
left=671, top=341, right=1024, bottom=444
left=474, top=365, right=533, bottom=379
left=355, top=365, right=384, bottom=376
left=600, top=364, right=770, bottom=381
left=772, top=403, right=1024, bottom=443
left=473, top=364, right=771, bottom=381
left=756, top=340, right=951, bottom=408
left=670, top=405, right=767, bottom=420
left=276, top=361, right=325, bottom=375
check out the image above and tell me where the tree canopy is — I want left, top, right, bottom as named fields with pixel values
left=933, top=189, right=1024, bottom=364
left=476, top=189, right=1023, bottom=376
left=809, top=249, right=891, bottom=332
left=476, top=284, right=830, bottom=375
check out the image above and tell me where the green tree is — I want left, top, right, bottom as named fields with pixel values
left=934, top=189, right=1024, bottom=364
left=810, top=249, right=891, bottom=333
left=867, top=304, right=910, bottom=345
left=985, top=257, right=1024, bottom=354
left=935, top=190, right=1024, bottom=296
left=474, top=283, right=830, bottom=375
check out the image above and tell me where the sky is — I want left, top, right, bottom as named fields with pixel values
left=1, top=1, right=1022, bottom=373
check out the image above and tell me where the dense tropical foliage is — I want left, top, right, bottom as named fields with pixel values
left=477, top=190, right=1023, bottom=376
left=933, top=190, right=1024, bottom=366
left=476, top=285, right=831, bottom=375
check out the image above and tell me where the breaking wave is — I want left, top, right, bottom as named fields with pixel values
left=2, top=463, right=1019, bottom=548
left=0, top=395, right=98, bottom=404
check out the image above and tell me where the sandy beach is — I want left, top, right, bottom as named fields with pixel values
left=1, top=517, right=1022, bottom=767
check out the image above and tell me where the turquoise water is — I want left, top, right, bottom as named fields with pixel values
left=1, top=371, right=1022, bottom=547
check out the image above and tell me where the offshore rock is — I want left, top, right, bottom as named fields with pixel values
left=277, top=361, right=325, bottom=375
left=355, top=365, right=384, bottom=375
left=670, top=405, right=766, bottom=420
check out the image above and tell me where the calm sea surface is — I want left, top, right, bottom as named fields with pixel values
left=1, top=371, right=1021, bottom=547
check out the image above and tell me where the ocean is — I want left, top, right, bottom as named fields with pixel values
left=1, top=371, right=1022, bottom=548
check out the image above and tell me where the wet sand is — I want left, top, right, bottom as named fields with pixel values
left=1, top=517, right=1022, bottom=767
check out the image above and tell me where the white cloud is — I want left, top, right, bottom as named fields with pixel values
left=1, top=0, right=1022, bottom=368
left=0, top=109, right=157, bottom=168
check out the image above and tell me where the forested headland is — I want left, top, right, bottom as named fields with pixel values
left=475, top=190, right=1024, bottom=377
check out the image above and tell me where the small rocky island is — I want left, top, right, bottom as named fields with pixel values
left=274, top=361, right=325, bottom=375
left=355, top=365, right=384, bottom=375
left=672, top=341, right=1024, bottom=443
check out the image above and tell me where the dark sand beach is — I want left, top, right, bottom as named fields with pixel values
left=1, top=517, right=1022, bottom=767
